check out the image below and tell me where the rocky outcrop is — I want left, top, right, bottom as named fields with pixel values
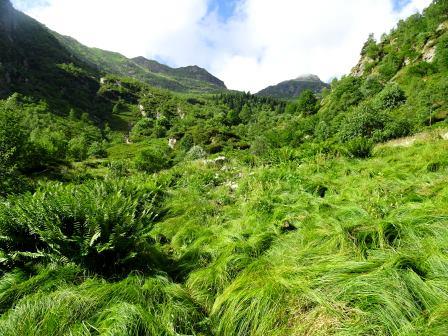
left=351, top=56, right=375, bottom=77
left=422, top=40, right=437, bottom=62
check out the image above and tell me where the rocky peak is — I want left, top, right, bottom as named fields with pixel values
left=295, top=74, right=322, bottom=82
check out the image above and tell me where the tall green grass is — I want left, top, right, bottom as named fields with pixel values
left=1, top=138, right=448, bottom=335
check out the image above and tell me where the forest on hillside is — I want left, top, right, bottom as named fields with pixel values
left=1, top=0, right=448, bottom=335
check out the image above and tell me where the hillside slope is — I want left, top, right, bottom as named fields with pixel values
left=0, top=0, right=111, bottom=116
left=54, top=33, right=226, bottom=93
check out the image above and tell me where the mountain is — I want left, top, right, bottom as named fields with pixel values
left=0, top=0, right=226, bottom=116
left=0, top=0, right=110, bottom=116
left=53, top=33, right=226, bottom=93
left=256, top=74, right=329, bottom=99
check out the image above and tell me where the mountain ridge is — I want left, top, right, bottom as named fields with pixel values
left=53, top=33, right=226, bottom=93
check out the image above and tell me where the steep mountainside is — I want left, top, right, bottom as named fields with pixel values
left=315, top=0, right=448, bottom=138
left=256, top=74, right=329, bottom=99
left=54, top=33, right=226, bottom=93
left=0, top=0, right=110, bottom=116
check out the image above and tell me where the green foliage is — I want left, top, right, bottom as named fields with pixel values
left=344, top=137, right=374, bottom=158
left=134, top=143, right=171, bottom=173
left=339, top=103, right=388, bottom=141
left=296, top=89, right=318, bottom=115
left=361, top=33, right=380, bottom=59
left=435, top=34, right=448, bottom=71
left=375, top=83, right=407, bottom=110
left=130, top=118, right=154, bottom=141
left=87, top=141, right=108, bottom=158
left=407, top=61, right=437, bottom=76
left=67, top=135, right=88, bottom=161
left=1, top=1, right=448, bottom=334
left=378, top=52, right=403, bottom=80
left=185, top=145, right=207, bottom=160
left=0, top=178, right=165, bottom=276
left=360, top=76, right=384, bottom=97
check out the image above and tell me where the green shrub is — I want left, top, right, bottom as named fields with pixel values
left=378, top=53, right=403, bottom=80
left=407, top=61, right=437, bottom=77
left=344, top=137, right=374, bottom=158
left=339, top=103, right=388, bottom=141
left=375, top=84, right=407, bottom=110
left=185, top=145, right=207, bottom=160
left=130, top=118, right=154, bottom=141
left=107, top=160, right=129, bottom=177
left=88, top=141, right=108, bottom=158
left=296, top=90, right=318, bottom=115
left=134, top=145, right=171, bottom=173
left=360, top=76, right=384, bottom=97
left=67, top=136, right=88, bottom=161
left=250, top=136, right=272, bottom=156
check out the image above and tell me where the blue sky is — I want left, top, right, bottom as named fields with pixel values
left=393, top=0, right=412, bottom=11
left=209, top=0, right=239, bottom=21
left=12, top=0, right=433, bottom=92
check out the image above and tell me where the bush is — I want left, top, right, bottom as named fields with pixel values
left=29, top=129, right=67, bottom=166
left=345, top=137, right=374, bottom=158
left=360, top=76, right=384, bottom=97
left=88, top=141, right=108, bottom=158
left=130, top=118, right=154, bottom=141
left=108, top=160, right=129, bottom=177
left=375, top=84, right=407, bottom=110
left=382, top=118, right=412, bottom=140
left=250, top=136, right=272, bottom=156
left=134, top=145, right=171, bottom=173
left=339, top=103, right=388, bottom=141
left=434, top=35, right=448, bottom=71
left=185, top=145, right=207, bottom=160
left=407, top=61, right=437, bottom=77
left=378, top=53, right=403, bottom=80
left=67, top=136, right=88, bottom=161
left=296, top=90, right=318, bottom=115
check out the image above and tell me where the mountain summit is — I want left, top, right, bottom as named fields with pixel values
left=256, top=74, right=329, bottom=100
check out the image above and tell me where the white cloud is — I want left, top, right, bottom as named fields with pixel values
left=12, top=0, right=433, bottom=92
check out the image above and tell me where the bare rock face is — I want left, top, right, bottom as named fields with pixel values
left=168, top=138, right=177, bottom=149
left=422, top=40, right=437, bottom=63
left=351, top=56, right=375, bottom=77
left=437, top=21, right=448, bottom=32
left=138, top=104, right=147, bottom=117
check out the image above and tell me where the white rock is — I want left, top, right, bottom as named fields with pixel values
left=168, top=138, right=177, bottom=149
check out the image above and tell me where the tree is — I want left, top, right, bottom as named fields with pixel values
left=239, top=103, right=252, bottom=123
left=296, top=90, right=318, bottom=115
left=375, top=84, right=407, bottom=110
left=0, top=102, right=27, bottom=195
left=134, top=144, right=171, bottom=173
left=361, top=33, right=380, bottom=59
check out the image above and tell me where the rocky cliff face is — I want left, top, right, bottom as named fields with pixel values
left=351, top=18, right=448, bottom=78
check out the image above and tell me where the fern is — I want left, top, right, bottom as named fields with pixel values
left=0, top=178, right=166, bottom=276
